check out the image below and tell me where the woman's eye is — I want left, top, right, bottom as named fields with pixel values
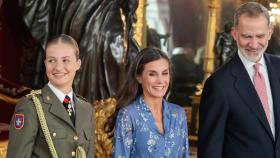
left=163, top=72, right=169, bottom=76
left=47, top=59, right=56, bottom=63
left=148, top=73, right=156, bottom=76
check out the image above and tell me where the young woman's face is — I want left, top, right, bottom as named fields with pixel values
left=137, top=58, right=170, bottom=100
left=44, top=43, right=81, bottom=92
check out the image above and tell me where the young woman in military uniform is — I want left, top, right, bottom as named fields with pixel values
left=7, top=34, right=94, bottom=158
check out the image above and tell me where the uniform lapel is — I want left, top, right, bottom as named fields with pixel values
left=41, top=85, right=75, bottom=129
left=231, top=55, right=274, bottom=140
left=74, top=95, right=88, bottom=132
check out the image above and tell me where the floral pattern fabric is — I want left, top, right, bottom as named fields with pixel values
left=113, top=96, right=190, bottom=158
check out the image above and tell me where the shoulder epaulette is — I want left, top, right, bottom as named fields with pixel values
left=76, top=94, right=89, bottom=103
left=25, top=89, right=42, bottom=98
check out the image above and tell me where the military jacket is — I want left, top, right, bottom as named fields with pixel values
left=7, top=85, right=94, bottom=158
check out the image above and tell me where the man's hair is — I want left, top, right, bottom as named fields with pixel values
left=46, top=34, right=80, bottom=59
left=234, top=2, right=270, bottom=26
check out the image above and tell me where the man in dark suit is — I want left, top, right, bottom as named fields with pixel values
left=7, top=34, right=94, bottom=158
left=198, top=2, right=280, bottom=158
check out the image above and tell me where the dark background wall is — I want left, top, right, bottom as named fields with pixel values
left=169, top=0, right=208, bottom=49
left=0, top=0, right=38, bottom=87
left=0, top=0, right=23, bottom=84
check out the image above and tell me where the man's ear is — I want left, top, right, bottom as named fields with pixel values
left=231, top=26, right=237, bottom=41
left=268, top=24, right=274, bottom=40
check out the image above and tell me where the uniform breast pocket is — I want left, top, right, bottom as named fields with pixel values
left=37, top=127, right=68, bottom=151
left=39, top=127, right=68, bottom=139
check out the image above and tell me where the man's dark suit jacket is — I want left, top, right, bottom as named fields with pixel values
left=198, top=53, right=280, bottom=158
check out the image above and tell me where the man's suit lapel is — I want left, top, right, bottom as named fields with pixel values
left=41, top=85, right=75, bottom=129
left=231, top=55, right=274, bottom=140
left=265, top=55, right=280, bottom=144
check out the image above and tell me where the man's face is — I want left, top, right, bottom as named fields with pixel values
left=232, top=14, right=273, bottom=62
left=44, top=43, right=81, bottom=93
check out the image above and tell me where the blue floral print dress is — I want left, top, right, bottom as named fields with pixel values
left=113, top=96, right=190, bottom=158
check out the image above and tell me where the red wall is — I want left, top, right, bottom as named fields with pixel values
left=0, top=0, right=25, bottom=84
left=0, top=0, right=27, bottom=139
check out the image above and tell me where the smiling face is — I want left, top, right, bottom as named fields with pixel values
left=137, top=58, right=170, bottom=100
left=44, top=42, right=81, bottom=93
left=232, top=14, right=273, bottom=62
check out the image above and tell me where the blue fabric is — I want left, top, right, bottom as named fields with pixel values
left=113, top=96, right=190, bottom=158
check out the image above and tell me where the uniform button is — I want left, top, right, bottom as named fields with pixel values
left=52, top=133, right=57, bottom=137
left=73, top=136, right=79, bottom=141
left=71, top=151, right=76, bottom=156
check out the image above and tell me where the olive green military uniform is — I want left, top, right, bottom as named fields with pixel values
left=7, top=85, right=94, bottom=158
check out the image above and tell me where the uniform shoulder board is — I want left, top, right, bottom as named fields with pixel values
left=76, top=94, right=89, bottom=103
left=25, top=89, right=42, bottom=99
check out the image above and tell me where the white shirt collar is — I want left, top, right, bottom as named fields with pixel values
left=47, top=82, right=73, bottom=103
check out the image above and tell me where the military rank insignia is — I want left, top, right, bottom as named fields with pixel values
left=14, top=114, right=24, bottom=129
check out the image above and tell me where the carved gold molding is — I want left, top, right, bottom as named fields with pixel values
left=203, top=0, right=219, bottom=81
left=0, top=140, right=8, bottom=158
left=194, top=0, right=220, bottom=95
left=135, top=0, right=147, bottom=48
left=94, top=98, right=116, bottom=158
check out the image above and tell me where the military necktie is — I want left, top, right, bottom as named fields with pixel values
left=63, top=95, right=75, bottom=125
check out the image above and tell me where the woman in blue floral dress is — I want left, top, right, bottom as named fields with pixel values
left=106, top=47, right=190, bottom=158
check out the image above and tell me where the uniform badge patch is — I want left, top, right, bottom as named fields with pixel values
left=14, top=114, right=24, bottom=129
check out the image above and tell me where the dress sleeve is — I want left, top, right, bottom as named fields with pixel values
left=113, top=108, right=134, bottom=158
